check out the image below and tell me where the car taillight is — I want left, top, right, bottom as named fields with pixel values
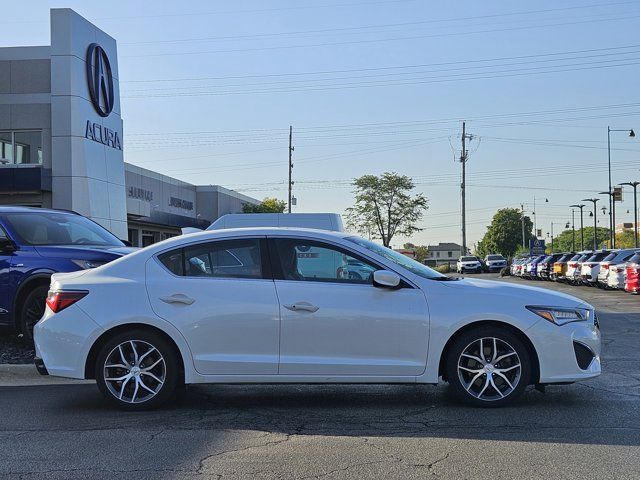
left=602, top=264, right=609, bottom=269
left=45, top=291, right=88, bottom=313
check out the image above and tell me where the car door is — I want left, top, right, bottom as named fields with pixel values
left=269, top=237, right=430, bottom=377
left=146, top=237, right=280, bottom=375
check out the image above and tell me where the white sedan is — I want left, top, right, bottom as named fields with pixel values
left=34, top=228, right=601, bottom=409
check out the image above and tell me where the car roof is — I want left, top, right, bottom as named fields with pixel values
left=0, top=206, right=78, bottom=215
left=148, top=226, right=353, bottom=252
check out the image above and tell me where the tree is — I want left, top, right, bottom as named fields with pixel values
left=477, top=208, right=534, bottom=258
left=345, top=172, right=428, bottom=247
left=403, top=242, right=429, bottom=263
left=242, top=197, right=287, bottom=213
left=547, top=226, right=611, bottom=252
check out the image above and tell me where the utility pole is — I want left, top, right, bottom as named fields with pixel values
left=288, top=125, right=294, bottom=213
left=460, top=121, right=473, bottom=255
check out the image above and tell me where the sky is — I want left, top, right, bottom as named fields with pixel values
left=3, top=0, right=640, bottom=249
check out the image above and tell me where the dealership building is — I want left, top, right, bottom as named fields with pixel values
left=0, top=8, right=259, bottom=246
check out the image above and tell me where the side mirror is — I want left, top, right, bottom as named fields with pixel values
left=0, top=238, right=16, bottom=252
left=373, top=270, right=401, bottom=289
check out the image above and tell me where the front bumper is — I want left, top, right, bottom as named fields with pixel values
left=527, top=316, right=601, bottom=383
left=487, top=263, right=506, bottom=271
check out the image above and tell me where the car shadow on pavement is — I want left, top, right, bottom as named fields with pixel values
left=2, top=377, right=637, bottom=449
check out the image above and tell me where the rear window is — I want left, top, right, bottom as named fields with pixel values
left=588, top=252, right=609, bottom=262
left=628, top=253, right=640, bottom=264
left=603, top=252, right=617, bottom=262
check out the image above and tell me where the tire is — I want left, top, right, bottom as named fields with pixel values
left=95, top=329, right=179, bottom=411
left=20, top=285, right=49, bottom=344
left=445, top=326, right=531, bottom=407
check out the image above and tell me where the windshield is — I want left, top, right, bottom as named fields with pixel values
left=3, top=212, right=124, bottom=247
left=486, top=255, right=504, bottom=260
left=346, top=236, right=445, bottom=280
left=460, top=256, right=478, bottom=262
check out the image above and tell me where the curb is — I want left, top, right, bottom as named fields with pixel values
left=0, top=364, right=91, bottom=387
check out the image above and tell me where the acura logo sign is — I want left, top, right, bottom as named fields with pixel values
left=86, top=43, right=114, bottom=117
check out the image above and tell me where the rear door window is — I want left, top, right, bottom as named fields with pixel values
left=157, top=238, right=266, bottom=279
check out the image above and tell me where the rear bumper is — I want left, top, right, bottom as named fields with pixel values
left=34, top=304, right=104, bottom=380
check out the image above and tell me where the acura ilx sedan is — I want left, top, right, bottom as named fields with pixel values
left=34, top=228, right=601, bottom=410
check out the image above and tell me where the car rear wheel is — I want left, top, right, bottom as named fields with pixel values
left=445, top=326, right=531, bottom=407
left=20, top=285, right=48, bottom=344
left=95, top=330, right=179, bottom=410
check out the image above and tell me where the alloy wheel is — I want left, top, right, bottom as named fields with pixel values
left=457, top=337, right=522, bottom=402
left=103, top=340, right=166, bottom=404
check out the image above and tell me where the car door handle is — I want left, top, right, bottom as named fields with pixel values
left=283, top=302, right=319, bottom=313
left=160, top=294, right=195, bottom=305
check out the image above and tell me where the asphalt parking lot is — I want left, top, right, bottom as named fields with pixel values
left=1, top=274, right=639, bottom=479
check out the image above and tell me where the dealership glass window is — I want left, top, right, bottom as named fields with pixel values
left=0, top=131, right=43, bottom=165
left=0, top=132, right=12, bottom=164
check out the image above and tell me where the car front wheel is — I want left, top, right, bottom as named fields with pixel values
left=445, top=326, right=531, bottom=407
left=95, top=330, right=179, bottom=410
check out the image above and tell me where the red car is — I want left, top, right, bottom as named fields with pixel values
left=624, top=252, right=640, bottom=293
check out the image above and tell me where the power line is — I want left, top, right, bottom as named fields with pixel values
left=122, top=44, right=640, bottom=84
left=122, top=14, right=640, bottom=58
left=120, top=2, right=637, bottom=45
left=122, top=60, right=640, bottom=97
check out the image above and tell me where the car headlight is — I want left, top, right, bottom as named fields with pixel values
left=71, top=259, right=108, bottom=269
left=526, top=306, right=591, bottom=326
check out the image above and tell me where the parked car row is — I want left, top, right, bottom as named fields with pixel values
left=456, top=254, right=507, bottom=274
left=511, top=248, right=640, bottom=293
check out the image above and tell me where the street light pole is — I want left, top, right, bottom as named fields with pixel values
left=520, top=203, right=526, bottom=248
left=620, top=181, right=640, bottom=248
left=532, top=196, right=548, bottom=237
left=570, top=204, right=585, bottom=250
left=582, top=198, right=600, bottom=250
left=571, top=209, right=576, bottom=252
left=607, top=127, right=636, bottom=247
left=598, top=191, right=615, bottom=247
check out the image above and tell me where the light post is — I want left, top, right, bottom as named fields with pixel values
left=532, top=197, right=548, bottom=237
left=599, top=191, right=615, bottom=247
left=582, top=198, right=600, bottom=250
left=570, top=204, right=586, bottom=251
left=607, top=127, right=635, bottom=247
left=520, top=203, right=526, bottom=248
left=569, top=213, right=574, bottom=252
left=619, top=181, right=640, bottom=248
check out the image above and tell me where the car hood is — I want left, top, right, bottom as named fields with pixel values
left=440, top=277, right=589, bottom=308
left=33, top=245, right=137, bottom=260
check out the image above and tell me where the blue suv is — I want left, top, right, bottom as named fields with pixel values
left=0, top=207, right=135, bottom=341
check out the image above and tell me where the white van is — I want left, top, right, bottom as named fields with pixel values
left=206, top=213, right=345, bottom=232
